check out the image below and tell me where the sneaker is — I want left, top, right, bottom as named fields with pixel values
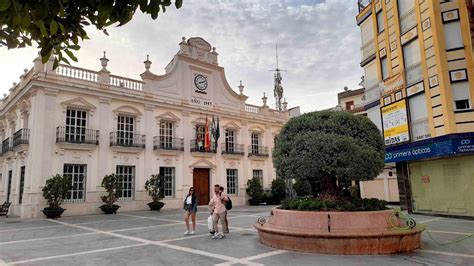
left=218, top=233, right=225, bottom=239
left=184, top=230, right=190, bottom=236
left=190, top=231, right=195, bottom=235
left=212, top=233, right=219, bottom=239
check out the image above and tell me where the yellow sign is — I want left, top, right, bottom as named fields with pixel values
left=381, top=73, right=404, bottom=96
left=381, top=100, right=410, bottom=145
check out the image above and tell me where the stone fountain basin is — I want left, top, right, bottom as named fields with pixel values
left=255, top=207, right=424, bottom=255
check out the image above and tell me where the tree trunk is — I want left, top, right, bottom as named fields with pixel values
left=320, top=174, right=340, bottom=199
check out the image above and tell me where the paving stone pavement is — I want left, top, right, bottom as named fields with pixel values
left=1, top=206, right=474, bottom=265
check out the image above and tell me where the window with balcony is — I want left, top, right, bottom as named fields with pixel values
left=376, top=11, right=384, bottom=33
left=66, top=109, right=87, bottom=143
left=159, top=121, right=173, bottom=149
left=64, top=164, right=86, bottom=202
left=117, top=166, right=135, bottom=200
left=117, top=115, right=135, bottom=146
left=226, top=169, right=238, bottom=195
left=443, top=20, right=463, bottom=51
left=160, top=167, right=175, bottom=198
left=225, top=129, right=235, bottom=152
left=452, top=82, right=471, bottom=111
left=251, top=133, right=260, bottom=154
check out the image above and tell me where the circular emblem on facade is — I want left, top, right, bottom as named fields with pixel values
left=194, top=74, right=208, bottom=91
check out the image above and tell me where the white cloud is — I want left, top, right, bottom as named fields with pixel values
left=0, top=0, right=362, bottom=112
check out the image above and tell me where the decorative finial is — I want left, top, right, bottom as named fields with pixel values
left=100, top=51, right=109, bottom=71
left=344, top=86, right=349, bottom=91
left=180, top=36, right=186, bottom=44
left=12, top=82, right=17, bottom=86
left=144, top=54, right=152, bottom=72
left=238, top=80, right=244, bottom=94
left=262, top=92, right=268, bottom=106
left=212, top=47, right=218, bottom=55
left=24, top=68, right=28, bottom=73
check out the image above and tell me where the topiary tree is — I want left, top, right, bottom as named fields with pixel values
left=292, top=179, right=312, bottom=197
left=273, top=111, right=384, bottom=198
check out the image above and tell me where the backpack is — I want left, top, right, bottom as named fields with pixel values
left=225, top=197, right=232, bottom=210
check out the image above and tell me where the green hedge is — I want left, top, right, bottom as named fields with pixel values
left=280, top=197, right=387, bottom=212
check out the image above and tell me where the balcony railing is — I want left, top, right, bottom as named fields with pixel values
left=12, top=128, right=30, bottom=148
left=248, top=145, right=269, bottom=157
left=110, top=132, right=145, bottom=148
left=400, top=8, right=417, bottom=34
left=190, top=140, right=217, bottom=153
left=221, top=143, right=245, bottom=155
left=358, top=0, right=372, bottom=12
left=1, top=138, right=13, bottom=155
left=56, top=126, right=99, bottom=145
left=360, top=39, right=376, bottom=63
left=153, top=137, right=184, bottom=151
left=405, top=62, right=423, bottom=87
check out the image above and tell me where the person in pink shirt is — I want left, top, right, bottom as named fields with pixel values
left=208, top=184, right=228, bottom=239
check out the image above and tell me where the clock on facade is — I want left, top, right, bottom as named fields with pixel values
left=194, top=74, right=208, bottom=91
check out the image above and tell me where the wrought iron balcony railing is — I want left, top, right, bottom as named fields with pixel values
left=221, top=143, right=245, bottom=155
left=153, top=137, right=184, bottom=151
left=56, top=126, right=99, bottom=145
left=190, top=140, right=217, bottom=153
left=110, top=132, right=145, bottom=148
left=1, top=138, right=13, bottom=155
left=248, top=145, right=269, bottom=157
left=12, top=128, right=30, bottom=148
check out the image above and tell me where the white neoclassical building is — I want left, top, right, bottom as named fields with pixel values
left=0, top=37, right=299, bottom=218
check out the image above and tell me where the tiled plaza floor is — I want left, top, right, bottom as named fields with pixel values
left=1, top=206, right=474, bottom=265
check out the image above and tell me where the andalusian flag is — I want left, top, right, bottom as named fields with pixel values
left=204, top=115, right=211, bottom=151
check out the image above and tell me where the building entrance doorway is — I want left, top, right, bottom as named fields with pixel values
left=193, top=168, right=210, bottom=205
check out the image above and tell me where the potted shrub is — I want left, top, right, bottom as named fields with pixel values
left=144, top=174, right=166, bottom=211
left=246, top=177, right=263, bottom=205
left=100, top=174, right=122, bottom=214
left=42, top=174, right=72, bottom=219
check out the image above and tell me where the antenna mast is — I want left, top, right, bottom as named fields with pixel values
left=270, top=43, right=285, bottom=111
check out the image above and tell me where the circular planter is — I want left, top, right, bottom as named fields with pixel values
left=255, top=207, right=424, bottom=255
left=42, top=207, right=65, bottom=219
left=147, top=201, right=165, bottom=211
left=99, top=205, right=120, bottom=214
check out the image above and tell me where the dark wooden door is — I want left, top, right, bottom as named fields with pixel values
left=193, top=168, right=210, bottom=205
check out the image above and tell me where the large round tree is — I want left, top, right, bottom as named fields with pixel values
left=273, top=111, right=384, bottom=198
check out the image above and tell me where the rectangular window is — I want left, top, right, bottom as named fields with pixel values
left=226, top=169, right=238, bottom=195
left=253, top=169, right=263, bottom=187
left=117, top=115, right=135, bottom=146
left=116, top=166, right=135, bottom=200
left=376, top=11, right=385, bottom=33
left=65, top=109, right=87, bottom=143
left=7, top=170, right=12, bottom=202
left=360, top=16, right=374, bottom=45
left=251, top=133, right=260, bottom=154
left=225, top=129, right=235, bottom=152
left=452, top=82, right=471, bottom=111
left=19, top=166, right=25, bottom=204
left=195, top=125, right=205, bottom=151
left=381, top=57, right=388, bottom=80
left=160, top=167, right=175, bottom=197
left=64, top=164, right=86, bottom=201
left=443, top=21, right=463, bottom=50
left=403, top=40, right=422, bottom=86
left=409, top=93, right=430, bottom=141
left=397, top=0, right=414, bottom=16
left=345, top=101, right=354, bottom=110
left=159, top=121, right=173, bottom=149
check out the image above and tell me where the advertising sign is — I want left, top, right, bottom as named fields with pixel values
left=381, top=100, right=410, bottom=146
left=381, top=73, right=404, bottom=96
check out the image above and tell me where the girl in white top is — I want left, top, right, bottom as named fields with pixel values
left=183, top=187, right=198, bottom=235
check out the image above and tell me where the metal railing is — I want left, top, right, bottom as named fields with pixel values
left=399, top=8, right=417, bottom=34
left=405, top=62, right=423, bottom=87
left=110, top=132, right=145, bottom=148
left=56, top=64, right=98, bottom=82
left=153, top=137, right=184, bottom=151
left=1, top=138, right=13, bottom=155
left=190, top=140, right=217, bottom=153
left=360, top=39, right=376, bottom=63
left=12, top=128, right=30, bottom=148
left=56, top=127, right=99, bottom=145
left=221, top=143, right=245, bottom=155
left=248, top=145, right=269, bottom=157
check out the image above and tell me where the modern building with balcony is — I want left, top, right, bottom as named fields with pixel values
left=0, top=37, right=299, bottom=218
left=357, top=1, right=474, bottom=217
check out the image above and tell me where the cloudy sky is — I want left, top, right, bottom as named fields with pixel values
left=0, top=0, right=362, bottom=112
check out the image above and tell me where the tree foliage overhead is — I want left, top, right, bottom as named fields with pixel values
left=273, top=111, right=384, bottom=198
left=0, top=0, right=183, bottom=68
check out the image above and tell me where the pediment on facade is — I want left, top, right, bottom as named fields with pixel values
left=61, top=97, right=96, bottom=115
left=156, top=111, right=180, bottom=122
left=223, top=121, right=240, bottom=130
left=249, top=125, right=265, bottom=133
left=187, top=37, right=212, bottom=52
left=189, top=158, right=216, bottom=169
left=113, top=105, right=143, bottom=117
